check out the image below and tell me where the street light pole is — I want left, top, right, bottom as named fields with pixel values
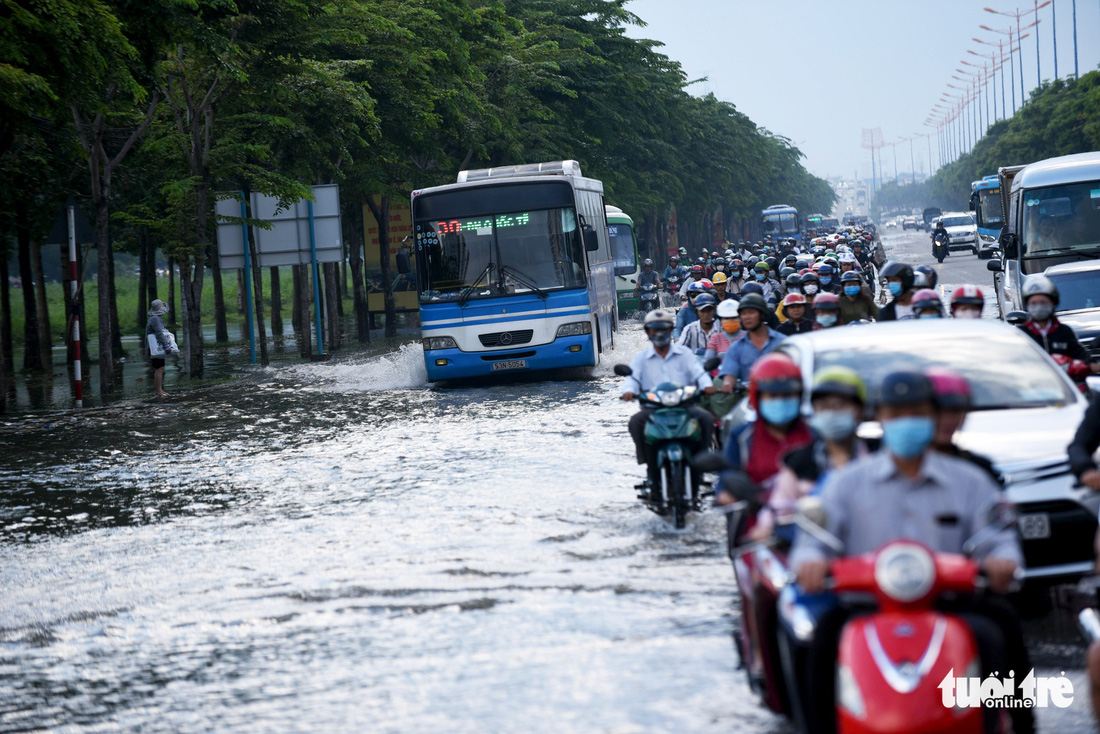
left=1072, top=0, right=1078, bottom=77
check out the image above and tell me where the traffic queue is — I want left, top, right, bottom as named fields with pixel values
left=618, top=222, right=1100, bottom=732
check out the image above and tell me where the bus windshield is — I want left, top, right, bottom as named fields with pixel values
left=608, top=223, right=637, bottom=276
left=978, top=189, right=1003, bottom=229
left=763, top=212, right=799, bottom=236
left=417, top=208, right=587, bottom=302
left=1021, top=180, right=1100, bottom=270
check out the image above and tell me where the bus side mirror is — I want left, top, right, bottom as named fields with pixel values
left=1000, top=232, right=1018, bottom=259
left=986, top=259, right=1002, bottom=272
left=969, top=193, right=977, bottom=212
left=583, top=226, right=599, bottom=252
left=396, top=251, right=412, bottom=275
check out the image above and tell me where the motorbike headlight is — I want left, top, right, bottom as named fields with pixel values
left=837, top=664, right=867, bottom=720
left=874, top=542, right=935, bottom=603
left=660, top=390, right=681, bottom=407
left=423, top=336, right=457, bottom=350
left=556, top=321, right=593, bottom=338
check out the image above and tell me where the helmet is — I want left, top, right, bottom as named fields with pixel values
left=754, top=261, right=770, bottom=273
left=711, top=271, right=728, bottom=284
left=699, top=279, right=716, bottom=295
left=818, top=264, right=834, bottom=277
left=800, top=272, right=820, bottom=286
left=877, top=370, right=935, bottom=406
left=717, top=299, right=740, bottom=319
left=686, top=281, right=706, bottom=296
left=911, top=288, right=943, bottom=316
left=740, top=282, right=764, bottom=296
left=669, top=254, right=680, bottom=263
left=913, top=265, right=938, bottom=290
left=925, top=367, right=972, bottom=410
left=642, top=258, right=654, bottom=269
left=692, top=293, right=718, bottom=310
left=811, top=366, right=868, bottom=404
left=747, top=256, right=760, bottom=266
left=880, top=262, right=914, bottom=292
left=691, top=264, right=704, bottom=276
left=643, top=309, right=675, bottom=330
left=765, top=256, right=779, bottom=271
left=840, top=270, right=862, bottom=284
left=812, top=292, right=840, bottom=310
left=781, top=292, right=808, bottom=314
left=696, top=257, right=707, bottom=266
left=785, top=273, right=801, bottom=289
left=1021, top=274, right=1059, bottom=307
left=779, top=266, right=795, bottom=279
left=748, top=353, right=803, bottom=409
left=784, top=254, right=797, bottom=266
left=737, top=292, right=769, bottom=317
left=950, top=284, right=984, bottom=310
left=724, top=249, right=734, bottom=258
left=678, top=247, right=688, bottom=256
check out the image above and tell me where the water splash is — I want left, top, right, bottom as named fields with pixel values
left=282, top=343, right=429, bottom=393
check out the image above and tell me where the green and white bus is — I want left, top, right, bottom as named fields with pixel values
left=607, top=205, right=641, bottom=316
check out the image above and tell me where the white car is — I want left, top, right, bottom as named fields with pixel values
left=936, top=212, right=979, bottom=254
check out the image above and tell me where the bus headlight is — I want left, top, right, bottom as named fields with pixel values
left=556, top=321, right=592, bottom=338
left=423, top=336, right=457, bottom=350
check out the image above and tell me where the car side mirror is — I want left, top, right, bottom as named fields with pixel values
left=986, top=259, right=1002, bottom=272
left=1000, top=232, right=1018, bottom=259
left=1005, top=310, right=1028, bottom=325
left=613, top=364, right=633, bottom=377
left=396, top=251, right=412, bottom=275
left=583, top=226, right=599, bottom=252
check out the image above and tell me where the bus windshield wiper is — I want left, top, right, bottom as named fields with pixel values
left=498, top=265, right=547, bottom=299
left=458, top=262, right=494, bottom=306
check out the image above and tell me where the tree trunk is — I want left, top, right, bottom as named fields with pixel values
left=211, top=245, right=228, bottom=342
left=248, top=226, right=268, bottom=365
left=108, top=238, right=122, bottom=358
left=348, top=239, right=369, bottom=343
left=145, top=228, right=158, bottom=302
left=270, top=266, right=283, bottom=336
left=16, top=200, right=42, bottom=371
left=291, top=265, right=302, bottom=334
left=179, top=262, right=205, bottom=377
left=0, top=253, right=14, bottom=379
left=366, top=194, right=397, bottom=337
left=167, top=256, right=177, bottom=325
left=236, top=270, right=244, bottom=313
left=296, top=264, right=312, bottom=357
left=31, top=239, right=51, bottom=368
left=94, top=191, right=114, bottom=394
left=324, top=261, right=340, bottom=351
left=136, top=229, right=149, bottom=330
left=338, top=259, right=347, bottom=316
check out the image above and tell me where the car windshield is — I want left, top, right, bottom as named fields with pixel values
left=1050, top=270, right=1100, bottom=311
left=417, top=208, right=586, bottom=302
left=941, top=216, right=973, bottom=228
left=608, top=222, right=637, bottom=276
left=978, top=189, right=1003, bottom=228
left=763, top=212, right=799, bottom=235
left=810, top=332, right=1075, bottom=409
left=1021, top=180, right=1100, bottom=271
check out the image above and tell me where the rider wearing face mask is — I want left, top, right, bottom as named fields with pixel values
left=926, top=367, right=1000, bottom=484
left=718, top=294, right=787, bottom=396
left=877, top=261, right=916, bottom=321
left=621, top=309, right=717, bottom=491
left=816, top=264, right=840, bottom=294
left=810, top=292, right=841, bottom=329
left=1018, top=274, right=1100, bottom=372
left=836, top=270, right=877, bottom=323
left=950, top=284, right=984, bottom=319
left=910, top=288, right=945, bottom=319
left=676, top=293, right=718, bottom=354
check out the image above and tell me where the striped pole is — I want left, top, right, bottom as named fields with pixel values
left=68, top=204, right=83, bottom=408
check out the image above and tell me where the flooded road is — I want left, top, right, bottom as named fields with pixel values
left=1, top=319, right=1096, bottom=731
left=0, top=328, right=785, bottom=733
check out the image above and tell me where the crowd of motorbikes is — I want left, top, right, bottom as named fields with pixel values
left=615, top=225, right=1100, bottom=733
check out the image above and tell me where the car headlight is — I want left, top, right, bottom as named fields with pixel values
left=423, top=336, right=457, bottom=350
left=556, top=321, right=593, bottom=338
left=980, top=234, right=998, bottom=244
left=874, top=542, right=935, bottom=603
left=837, top=664, right=866, bottom=720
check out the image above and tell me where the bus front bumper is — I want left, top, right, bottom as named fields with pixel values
left=424, top=335, right=597, bottom=381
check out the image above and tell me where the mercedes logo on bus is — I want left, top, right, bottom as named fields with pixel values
left=498, top=332, right=513, bottom=345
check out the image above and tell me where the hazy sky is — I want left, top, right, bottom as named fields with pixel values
left=625, top=0, right=1100, bottom=180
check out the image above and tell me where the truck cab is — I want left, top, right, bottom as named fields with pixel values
left=988, top=152, right=1100, bottom=317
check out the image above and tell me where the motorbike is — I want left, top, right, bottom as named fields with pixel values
left=932, top=232, right=949, bottom=263
left=697, top=459, right=1018, bottom=734
left=638, top=283, right=660, bottom=314
left=1052, top=353, right=1091, bottom=393
left=614, top=364, right=709, bottom=529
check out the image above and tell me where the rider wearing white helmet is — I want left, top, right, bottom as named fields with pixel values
left=1018, top=274, right=1098, bottom=371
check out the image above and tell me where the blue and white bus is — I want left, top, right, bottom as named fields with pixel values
left=969, top=174, right=1004, bottom=258
left=411, top=160, right=617, bottom=381
left=762, top=204, right=801, bottom=244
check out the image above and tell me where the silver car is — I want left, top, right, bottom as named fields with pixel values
left=740, top=320, right=1094, bottom=582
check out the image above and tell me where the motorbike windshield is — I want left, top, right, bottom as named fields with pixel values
left=608, top=223, right=637, bottom=277
left=1021, top=180, right=1100, bottom=273
left=814, top=332, right=1076, bottom=409
left=418, top=208, right=587, bottom=302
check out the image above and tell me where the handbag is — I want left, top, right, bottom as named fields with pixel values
left=147, top=331, right=178, bottom=357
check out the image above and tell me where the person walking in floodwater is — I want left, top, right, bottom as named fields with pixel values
left=146, top=299, right=177, bottom=398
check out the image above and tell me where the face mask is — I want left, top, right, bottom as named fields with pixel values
left=888, top=282, right=903, bottom=297
left=759, top=396, right=801, bottom=426
left=881, top=416, right=935, bottom=458
left=917, top=312, right=941, bottom=319
left=820, top=276, right=832, bottom=286
left=755, top=272, right=766, bottom=281
left=843, top=285, right=860, bottom=297
left=808, top=409, right=858, bottom=441
left=648, top=329, right=672, bottom=348
left=954, top=308, right=981, bottom=319
left=803, top=284, right=819, bottom=295
left=816, top=313, right=837, bottom=327
left=1028, top=303, right=1054, bottom=322
left=722, top=319, right=741, bottom=334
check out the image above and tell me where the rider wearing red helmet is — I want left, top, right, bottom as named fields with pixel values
left=778, top=293, right=813, bottom=335
left=950, top=284, right=984, bottom=319
left=811, top=292, right=841, bottom=329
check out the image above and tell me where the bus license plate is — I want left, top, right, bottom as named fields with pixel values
left=1018, top=513, right=1051, bottom=540
left=492, top=359, right=527, bottom=371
